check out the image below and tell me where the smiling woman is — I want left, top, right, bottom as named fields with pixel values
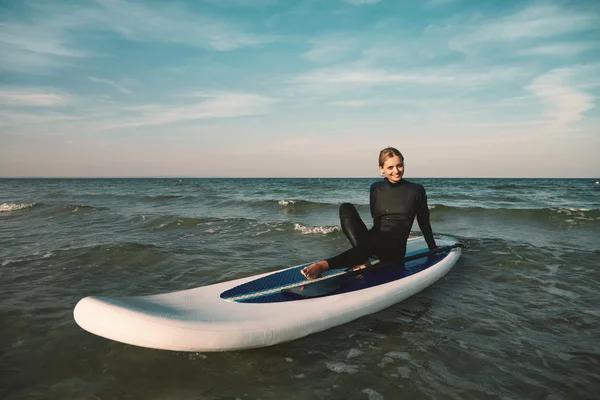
left=301, top=147, right=438, bottom=279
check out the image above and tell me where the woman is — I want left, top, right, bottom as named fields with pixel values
left=301, top=147, right=437, bottom=280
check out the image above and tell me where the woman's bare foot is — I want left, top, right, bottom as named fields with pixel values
left=301, top=260, right=329, bottom=280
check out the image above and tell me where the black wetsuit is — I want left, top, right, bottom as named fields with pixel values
left=326, top=178, right=437, bottom=269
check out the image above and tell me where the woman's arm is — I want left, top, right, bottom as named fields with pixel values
left=416, top=186, right=437, bottom=250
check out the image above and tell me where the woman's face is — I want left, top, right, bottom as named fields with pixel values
left=380, top=155, right=404, bottom=183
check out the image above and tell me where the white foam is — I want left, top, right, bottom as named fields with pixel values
left=0, top=203, right=35, bottom=212
left=325, top=361, right=358, bottom=374
left=384, top=351, right=410, bottom=361
left=377, top=357, right=393, bottom=368
left=545, top=264, right=559, bottom=274
left=397, top=366, right=410, bottom=378
left=2, top=260, right=13, bottom=267
left=294, top=223, right=339, bottom=235
left=346, top=348, right=363, bottom=359
left=543, top=286, right=580, bottom=300
left=252, top=229, right=271, bottom=237
left=278, top=200, right=297, bottom=206
left=285, top=357, right=293, bottom=363
left=555, top=207, right=590, bottom=214
left=582, top=309, right=600, bottom=318
left=362, top=388, right=384, bottom=400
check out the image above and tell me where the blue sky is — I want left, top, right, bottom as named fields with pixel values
left=1, top=0, right=599, bottom=178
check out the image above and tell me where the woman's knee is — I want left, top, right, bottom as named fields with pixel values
left=339, top=203, right=368, bottom=248
left=339, top=202, right=356, bottom=215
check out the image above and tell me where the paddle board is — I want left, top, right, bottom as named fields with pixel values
left=73, top=236, right=463, bottom=351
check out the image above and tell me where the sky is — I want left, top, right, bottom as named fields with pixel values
left=1, top=0, right=599, bottom=178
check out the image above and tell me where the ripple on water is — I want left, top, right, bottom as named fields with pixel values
left=325, top=361, right=359, bottom=374
left=362, top=388, right=384, bottom=400
left=346, top=348, right=363, bottom=359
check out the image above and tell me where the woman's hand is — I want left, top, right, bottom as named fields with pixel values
left=301, top=261, right=329, bottom=280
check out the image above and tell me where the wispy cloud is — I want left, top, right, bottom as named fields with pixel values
left=303, top=36, right=358, bottom=64
left=202, top=0, right=279, bottom=7
left=329, top=99, right=382, bottom=108
left=424, top=0, right=462, bottom=7
left=93, top=0, right=276, bottom=51
left=518, top=42, right=598, bottom=56
left=527, top=68, right=595, bottom=128
left=0, top=88, right=73, bottom=107
left=343, top=0, right=382, bottom=5
left=0, top=19, right=87, bottom=71
left=0, top=0, right=277, bottom=71
left=293, top=65, right=524, bottom=87
left=448, top=3, right=599, bottom=52
left=0, top=112, right=79, bottom=126
left=88, top=77, right=132, bottom=94
left=107, top=92, right=279, bottom=129
left=295, top=68, right=450, bottom=85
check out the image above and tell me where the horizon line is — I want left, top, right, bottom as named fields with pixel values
left=1, top=176, right=598, bottom=180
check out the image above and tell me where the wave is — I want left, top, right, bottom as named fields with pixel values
left=293, top=223, right=340, bottom=235
left=430, top=204, right=600, bottom=225
left=436, top=194, right=523, bottom=203
left=143, top=195, right=188, bottom=201
left=1, top=202, right=107, bottom=216
left=0, top=203, right=36, bottom=213
left=79, top=193, right=191, bottom=201
left=141, top=214, right=342, bottom=236
left=488, top=184, right=530, bottom=190
left=65, top=204, right=97, bottom=213
left=143, top=215, right=225, bottom=230
left=249, top=199, right=340, bottom=213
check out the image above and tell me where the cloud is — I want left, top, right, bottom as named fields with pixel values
left=0, top=112, right=79, bottom=126
left=293, top=65, right=524, bottom=87
left=449, top=3, right=599, bottom=52
left=328, top=98, right=411, bottom=108
left=329, top=100, right=379, bottom=108
left=527, top=68, right=595, bottom=128
left=518, top=42, right=598, bottom=56
left=295, top=68, right=452, bottom=85
left=302, top=36, right=358, bottom=63
left=0, top=0, right=277, bottom=71
left=93, top=0, right=276, bottom=51
left=202, top=0, right=279, bottom=7
left=0, top=88, right=73, bottom=107
left=343, top=0, right=381, bottom=5
left=424, top=0, right=462, bottom=7
left=107, top=92, right=279, bottom=128
left=88, top=77, right=132, bottom=94
left=0, top=19, right=88, bottom=71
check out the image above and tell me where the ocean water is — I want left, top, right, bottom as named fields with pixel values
left=1, top=178, right=599, bottom=400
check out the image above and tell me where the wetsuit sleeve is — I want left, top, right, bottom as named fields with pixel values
left=369, top=184, right=376, bottom=218
left=416, top=187, right=437, bottom=250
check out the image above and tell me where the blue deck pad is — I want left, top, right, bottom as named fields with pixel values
left=220, top=237, right=441, bottom=303
left=239, top=252, right=446, bottom=303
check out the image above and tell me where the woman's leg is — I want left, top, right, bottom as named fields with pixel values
left=301, top=204, right=373, bottom=278
left=326, top=242, right=374, bottom=269
left=339, top=203, right=369, bottom=248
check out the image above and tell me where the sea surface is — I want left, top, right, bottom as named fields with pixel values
left=1, top=178, right=599, bottom=400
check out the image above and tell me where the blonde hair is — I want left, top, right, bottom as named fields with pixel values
left=378, top=147, right=404, bottom=167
